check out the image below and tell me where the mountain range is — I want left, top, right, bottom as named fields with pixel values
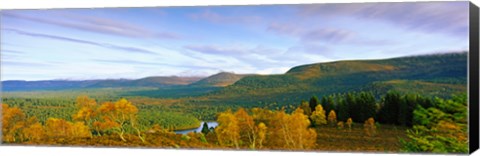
left=2, top=52, right=468, bottom=101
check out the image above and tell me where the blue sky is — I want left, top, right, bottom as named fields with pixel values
left=0, top=1, right=469, bottom=81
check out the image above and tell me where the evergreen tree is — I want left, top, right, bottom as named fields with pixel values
left=345, top=92, right=357, bottom=122
left=378, top=91, right=401, bottom=124
left=201, top=122, right=210, bottom=134
left=337, top=96, right=349, bottom=122
left=321, top=96, right=335, bottom=114
left=309, top=96, right=319, bottom=112
left=360, top=92, right=377, bottom=122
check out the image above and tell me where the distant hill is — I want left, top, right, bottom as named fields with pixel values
left=190, top=72, right=252, bottom=87
left=2, top=52, right=468, bottom=103
left=1, top=80, right=100, bottom=91
left=205, top=52, right=467, bottom=105
left=90, top=76, right=203, bottom=88
left=2, top=76, right=203, bottom=92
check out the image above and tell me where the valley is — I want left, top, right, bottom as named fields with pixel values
left=1, top=52, right=468, bottom=153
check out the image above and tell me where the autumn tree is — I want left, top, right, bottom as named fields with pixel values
left=256, top=122, right=267, bottom=149
left=21, top=117, right=45, bottom=141
left=310, top=104, right=327, bottom=126
left=215, top=110, right=240, bottom=149
left=337, top=121, right=344, bottom=129
left=328, top=110, right=337, bottom=126
left=270, top=108, right=317, bottom=150
left=299, top=101, right=312, bottom=116
left=235, top=108, right=258, bottom=149
left=363, top=117, right=376, bottom=137
left=2, top=104, right=26, bottom=142
left=94, top=98, right=143, bottom=142
left=22, top=121, right=45, bottom=141
left=72, top=96, right=98, bottom=131
left=44, top=118, right=90, bottom=138
left=346, top=118, right=353, bottom=130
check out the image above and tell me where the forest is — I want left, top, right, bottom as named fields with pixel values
left=1, top=91, right=468, bottom=153
left=1, top=53, right=469, bottom=153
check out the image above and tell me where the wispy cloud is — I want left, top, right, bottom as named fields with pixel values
left=184, top=45, right=246, bottom=55
left=296, top=2, right=468, bottom=37
left=2, top=60, right=55, bottom=67
left=268, top=23, right=391, bottom=45
left=2, top=49, right=24, bottom=54
left=190, top=10, right=262, bottom=24
left=184, top=43, right=289, bottom=69
left=301, top=28, right=355, bottom=43
left=3, top=28, right=160, bottom=55
left=184, top=44, right=283, bottom=56
left=93, top=58, right=220, bottom=70
left=2, top=12, right=182, bottom=39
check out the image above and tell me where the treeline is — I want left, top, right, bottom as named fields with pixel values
left=299, top=91, right=435, bottom=127
left=401, top=94, right=467, bottom=153
left=296, top=91, right=467, bottom=153
left=2, top=96, right=201, bottom=132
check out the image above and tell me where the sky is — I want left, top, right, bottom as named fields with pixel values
left=0, top=1, right=470, bottom=81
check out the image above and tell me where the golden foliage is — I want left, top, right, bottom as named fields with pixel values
left=235, top=108, right=256, bottom=149
left=95, top=98, right=141, bottom=142
left=73, top=96, right=98, bottom=127
left=22, top=122, right=45, bottom=141
left=256, top=122, right=267, bottom=149
left=299, top=101, right=312, bottom=116
left=328, top=110, right=337, bottom=126
left=337, top=121, right=345, bottom=129
left=215, top=110, right=240, bottom=148
left=346, top=118, right=353, bottom=130
left=2, top=104, right=26, bottom=142
left=270, top=108, right=317, bottom=150
left=71, top=122, right=91, bottom=138
left=44, top=118, right=90, bottom=138
left=363, top=117, right=376, bottom=137
left=310, top=104, right=327, bottom=126
left=435, top=120, right=467, bottom=142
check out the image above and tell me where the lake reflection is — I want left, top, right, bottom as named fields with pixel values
left=174, top=121, right=218, bottom=134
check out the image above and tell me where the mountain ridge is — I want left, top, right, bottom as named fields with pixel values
left=2, top=52, right=467, bottom=93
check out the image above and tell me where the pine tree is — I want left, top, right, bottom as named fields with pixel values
left=309, top=96, right=319, bottom=112
left=337, top=97, right=349, bottom=121
left=201, top=122, right=210, bottom=134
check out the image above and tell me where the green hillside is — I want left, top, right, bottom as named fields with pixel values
left=190, top=72, right=252, bottom=87
left=203, top=52, right=467, bottom=106
left=90, top=76, right=203, bottom=88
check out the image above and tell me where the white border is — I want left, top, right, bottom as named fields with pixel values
left=0, top=0, right=478, bottom=156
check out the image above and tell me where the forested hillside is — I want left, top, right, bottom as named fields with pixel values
left=1, top=52, right=468, bottom=153
left=204, top=52, right=467, bottom=106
